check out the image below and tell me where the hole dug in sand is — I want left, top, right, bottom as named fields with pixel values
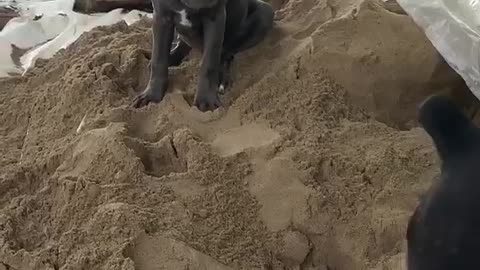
left=123, top=134, right=187, bottom=178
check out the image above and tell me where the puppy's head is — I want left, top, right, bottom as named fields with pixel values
left=418, top=94, right=477, bottom=163
left=180, top=0, right=219, bottom=9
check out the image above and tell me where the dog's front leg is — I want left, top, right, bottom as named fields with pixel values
left=194, top=5, right=226, bottom=112
left=133, top=2, right=174, bottom=108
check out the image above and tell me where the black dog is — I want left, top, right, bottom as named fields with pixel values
left=407, top=95, right=480, bottom=269
left=132, top=0, right=274, bottom=111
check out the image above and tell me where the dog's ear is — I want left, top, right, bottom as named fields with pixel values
left=418, top=95, right=478, bottom=164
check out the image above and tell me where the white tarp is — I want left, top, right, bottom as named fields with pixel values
left=397, top=0, right=480, bottom=100
left=0, top=0, right=151, bottom=77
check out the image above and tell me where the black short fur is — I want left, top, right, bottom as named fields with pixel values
left=407, top=95, right=480, bottom=270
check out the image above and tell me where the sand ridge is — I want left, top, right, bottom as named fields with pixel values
left=0, top=0, right=473, bottom=269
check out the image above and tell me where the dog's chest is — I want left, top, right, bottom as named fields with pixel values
left=175, top=9, right=193, bottom=27
left=173, top=9, right=204, bottom=32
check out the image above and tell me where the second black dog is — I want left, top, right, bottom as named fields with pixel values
left=407, top=95, right=480, bottom=269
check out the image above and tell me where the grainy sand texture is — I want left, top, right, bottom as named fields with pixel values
left=0, top=0, right=477, bottom=269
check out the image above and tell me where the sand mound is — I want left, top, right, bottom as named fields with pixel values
left=0, top=0, right=476, bottom=269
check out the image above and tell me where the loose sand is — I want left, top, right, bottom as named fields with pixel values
left=0, top=0, right=477, bottom=269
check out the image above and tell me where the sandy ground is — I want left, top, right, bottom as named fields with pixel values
left=0, top=0, right=477, bottom=269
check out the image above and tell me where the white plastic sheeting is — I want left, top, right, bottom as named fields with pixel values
left=397, top=0, right=480, bottom=100
left=0, top=0, right=151, bottom=77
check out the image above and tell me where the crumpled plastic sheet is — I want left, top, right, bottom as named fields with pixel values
left=0, top=0, right=151, bottom=77
left=397, top=0, right=480, bottom=100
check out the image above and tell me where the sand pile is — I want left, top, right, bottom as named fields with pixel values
left=0, top=0, right=475, bottom=269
